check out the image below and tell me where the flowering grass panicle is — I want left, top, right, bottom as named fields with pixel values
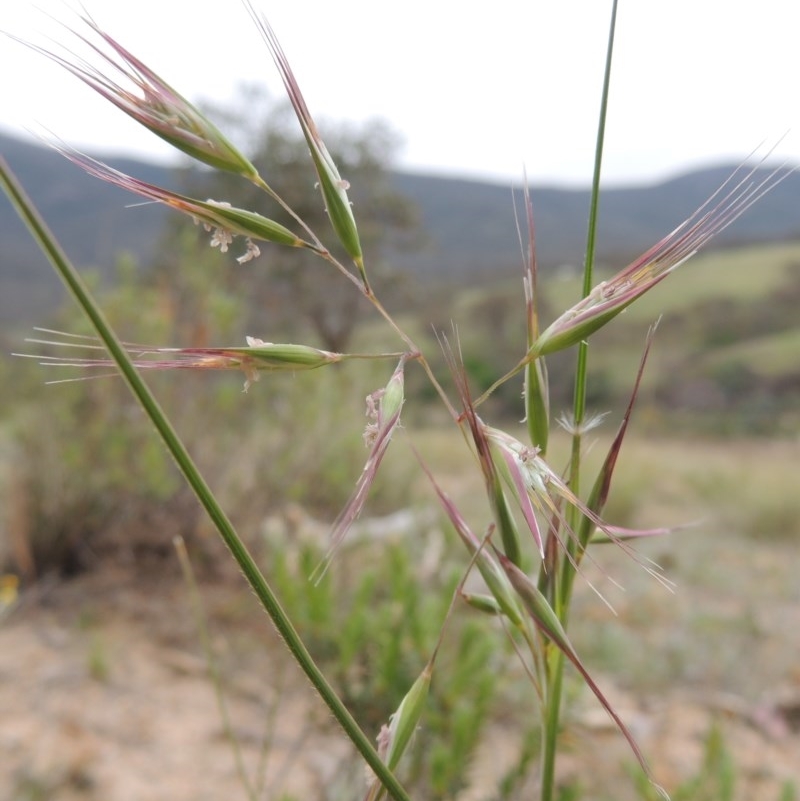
left=2, top=5, right=792, bottom=801
left=9, top=14, right=259, bottom=179
left=50, top=147, right=315, bottom=262
left=312, top=356, right=408, bottom=580
left=532, top=157, right=793, bottom=358
left=365, top=662, right=432, bottom=801
left=244, top=1, right=366, bottom=283
left=15, top=329, right=413, bottom=393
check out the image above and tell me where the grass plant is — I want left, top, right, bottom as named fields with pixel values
left=1, top=3, right=794, bottom=800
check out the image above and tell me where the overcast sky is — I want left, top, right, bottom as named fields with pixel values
left=1, top=0, right=798, bottom=187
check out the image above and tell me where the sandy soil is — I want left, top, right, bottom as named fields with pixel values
left=0, top=570, right=359, bottom=801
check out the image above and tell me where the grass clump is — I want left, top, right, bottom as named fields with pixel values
left=4, top=260, right=413, bottom=578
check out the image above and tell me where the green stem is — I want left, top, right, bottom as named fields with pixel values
left=568, top=0, right=619, bottom=506
left=539, top=648, right=565, bottom=801
left=544, top=5, right=619, bottom=801
left=0, top=157, right=411, bottom=801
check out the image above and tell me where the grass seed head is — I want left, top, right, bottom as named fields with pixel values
left=485, top=426, right=546, bottom=557
left=52, top=148, right=312, bottom=259
left=245, top=5, right=366, bottom=278
left=461, top=592, right=503, bottom=616
left=450, top=521, right=526, bottom=629
left=19, top=332, right=344, bottom=392
left=533, top=157, right=793, bottom=357
left=317, top=357, right=407, bottom=577
left=524, top=358, right=550, bottom=454
left=381, top=662, right=432, bottom=773
left=19, top=16, right=260, bottom=179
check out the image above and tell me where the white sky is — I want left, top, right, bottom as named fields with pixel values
left=1, top=0, right=799, bottom=187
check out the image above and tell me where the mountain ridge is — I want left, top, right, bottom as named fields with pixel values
left=2, top=131, right=799, bottom=325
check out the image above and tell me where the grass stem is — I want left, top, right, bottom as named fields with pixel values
left=543, top=3, right=619, bottom=801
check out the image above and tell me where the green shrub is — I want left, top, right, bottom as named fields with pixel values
left=5, top=261, right=413, bottom=577
left=266, top=534, right=506, bottom=798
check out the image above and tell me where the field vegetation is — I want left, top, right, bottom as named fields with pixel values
left=1, top=6, right=799, bottom=798
left=1, top=232, right=799, bottom=799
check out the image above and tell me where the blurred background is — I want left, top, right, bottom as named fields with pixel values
left=1, top=3, right=799, bottom=800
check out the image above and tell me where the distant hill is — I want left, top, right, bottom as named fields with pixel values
left=1, top=133, right=170, bottom=324
left=2, top=131, right=799, bottom=326
left=390, top=166, right=800, bottom=276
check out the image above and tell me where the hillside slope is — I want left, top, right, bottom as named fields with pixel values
left=2, top=131, right=799, bottom=325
